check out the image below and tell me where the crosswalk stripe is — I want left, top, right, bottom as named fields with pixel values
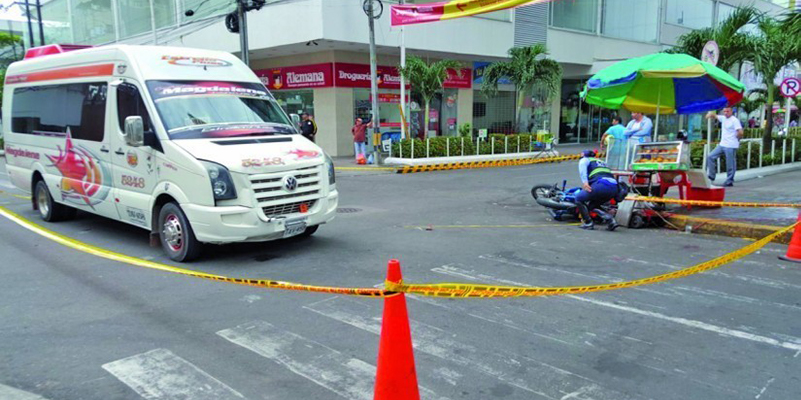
left=102, top=348, right=246, bottom=400
left=217, top=320, right=449, bottom=400
left=0, top=384, right=50, bottom=400
left=305, top=296, right=639, bottom=400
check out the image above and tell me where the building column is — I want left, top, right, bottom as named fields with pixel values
left=457, top=88, right=474, bottom=132
left=314, top=87, right=355, bottom=157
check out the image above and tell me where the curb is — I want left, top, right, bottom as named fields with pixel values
left=665, top=214, right=793, bottom=244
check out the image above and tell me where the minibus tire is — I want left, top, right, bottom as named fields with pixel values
left=158, top=202, right=202, bottom=262
left=34, top=180, right=76, bottom=222
left=299, top=225, right=319, bottom=238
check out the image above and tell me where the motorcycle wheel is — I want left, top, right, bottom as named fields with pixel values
left=531, top=184, right=558, bottom=200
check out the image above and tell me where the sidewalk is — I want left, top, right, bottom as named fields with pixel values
left=659, top=170, right=800, bottom=243
left=670, top=171, right=799, bottom=227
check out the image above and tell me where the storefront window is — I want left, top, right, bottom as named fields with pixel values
left=440, top=89, right=459, bottom=136
left=665, top=0, right=713, bottom=29
left=354, top=89, right=404, bottom=142
left=550, top=0, right=598, bottom=33
left=41, top=0, right=73, bottom=44
left=273, top=90, right=315, bottom=118
left=73, top=0, right=114, bottom=44
left=473, top=91, right=515, bottom=134
left=117, top=0, right=176, bottom=38
left=602, top=0, right=659, bottom=43
left=558, top=81, right=582, bottom=143
left=521, top=84, right=553, bottom=133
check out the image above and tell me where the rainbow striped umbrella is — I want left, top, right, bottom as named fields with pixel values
left=581, top=53, right=745, bottom=138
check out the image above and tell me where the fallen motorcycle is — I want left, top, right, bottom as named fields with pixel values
left=531, top=180, right=653, bottom=229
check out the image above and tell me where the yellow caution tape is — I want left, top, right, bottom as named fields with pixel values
left=386, top=223, right=796, bottom=298
left=0, top=203, right=791, bottom=300
left=0, top=205, right=390, bottom=298
left=0, top=190, right=31, bottom=200
left=629, top=196, right=801, bottom=209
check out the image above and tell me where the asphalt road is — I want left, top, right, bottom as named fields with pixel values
left=1, top=158, right=799, bottom=400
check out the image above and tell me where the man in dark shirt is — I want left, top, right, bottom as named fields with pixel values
left=300, top=113, right=317, bottom=142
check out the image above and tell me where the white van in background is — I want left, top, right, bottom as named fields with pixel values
left=2, top=44, right=338, bottom=261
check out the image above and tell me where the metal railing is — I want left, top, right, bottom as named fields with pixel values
left=389, top=136, right=554, bottom=160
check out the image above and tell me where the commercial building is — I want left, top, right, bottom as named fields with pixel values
left=2, top=0, right=795, bottom=155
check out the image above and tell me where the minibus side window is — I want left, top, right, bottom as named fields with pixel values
left=11, top=82, right=107, bottom=142
left=117, top=83, right=152, bottom=133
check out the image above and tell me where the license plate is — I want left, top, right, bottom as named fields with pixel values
left=282, top=218, right=308, bottom=238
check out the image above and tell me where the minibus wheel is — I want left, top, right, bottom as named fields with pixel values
left=158, top=202, right=202, bottom=262
left=34, top=180, right=76, bottom=222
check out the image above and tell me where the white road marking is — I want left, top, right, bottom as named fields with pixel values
left=217, top=320, right=448, bottom=400
left=754, top=377, right=774, bottom=399
left=305, top=297, right=639, bottom=400
left=435, top=266, right=801, bottom=353
left=0, top=384, right=50, bottom=400
left=102, top=348, right=245, bottom=400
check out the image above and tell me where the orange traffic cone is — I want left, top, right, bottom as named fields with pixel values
left=779, top=213, right=801, bottom=263
left=374, top=259, right=420, bottom=400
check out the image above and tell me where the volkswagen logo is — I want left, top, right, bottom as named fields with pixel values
left=283, top=175, right=298, bottom=191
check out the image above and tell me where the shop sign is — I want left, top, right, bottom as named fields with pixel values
left=473, top=61, right=512, bottom=85
left=254, top=63, right=333, bottom=90
left=336, top=63, right=470, bottom=89
left=336, top=63, right=404, bottom=89
left=445, top=68, right=472, bottom=89
left=370, top=93, right=402, bottom=103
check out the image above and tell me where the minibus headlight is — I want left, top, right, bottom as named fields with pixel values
left=325, top=154, right=336, bottom=185
left=200, top=161, right=237, bottom=201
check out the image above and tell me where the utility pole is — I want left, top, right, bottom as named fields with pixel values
left=149, top=0, right=157, bottom=44
left=366, top=0, right=380, bottom=158
left=399, top=0, right=406, bottom=139
left=238, top=0, right=249, bottom=65
left=24, top=0, right=34, bottom=46
left=34, top=0, right=44, bottom=45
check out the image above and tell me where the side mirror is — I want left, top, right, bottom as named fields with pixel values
left=290, top=113, right=301, bottom=126
left=124, top=116, right=144, bottom=147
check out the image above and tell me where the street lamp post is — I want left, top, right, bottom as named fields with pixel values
left=34, top=0, right=44, bottom=45
left=23, top=0, right=34, bottom=46
left=365, top=0, right=381, bottom=160
left=238, top=0, right=249, bottom=66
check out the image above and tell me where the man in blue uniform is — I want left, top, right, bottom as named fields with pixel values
left=576, top=150, right=619, bottom=231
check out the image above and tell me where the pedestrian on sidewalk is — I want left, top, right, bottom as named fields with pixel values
left=300, top=113, right=317, bottom=142
left=706, top=107, right=743, bottom=187
left=623, top=112, right=653, bottom=162
left=600, top=116, right=626, bottom=170
left=351, top=118, right=371, bottom=161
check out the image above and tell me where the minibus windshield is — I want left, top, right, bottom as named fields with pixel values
left=147, top=80, right=295, bottom=139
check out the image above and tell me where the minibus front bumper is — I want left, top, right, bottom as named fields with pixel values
left=182, top=191, right=338, bottom=244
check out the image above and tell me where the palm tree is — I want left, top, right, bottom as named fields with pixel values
left=398, top=56, right=463, bottom=138
left=481, top=44, right=562, bottom=133
left=748, top=13, right=801, bottom=147
left=667, top=6, right=758, bottom=73
left=738, top=95, right=765, bottom=118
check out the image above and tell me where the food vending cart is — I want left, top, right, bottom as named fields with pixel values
left=629, top=141, right=692, bottom=199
